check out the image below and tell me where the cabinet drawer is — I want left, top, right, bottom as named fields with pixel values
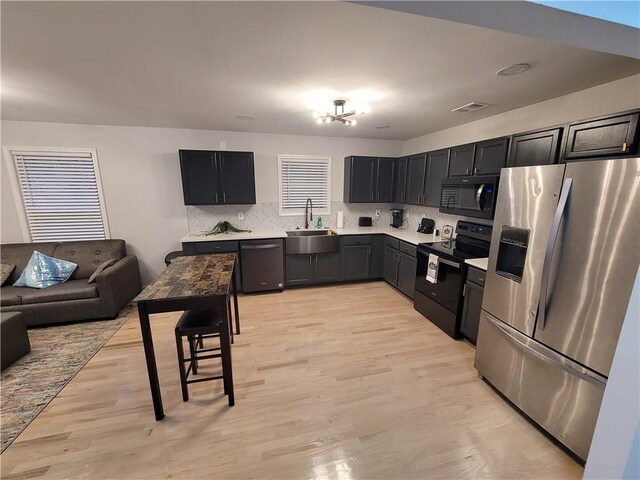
left=193, top=241, right=239, bottom=253
left=384, top=236, right=400, bottom=249
left=467, top=266, right=486, bottom=286
left=398, top=241, right=416, bottom=257
left=341, top=235, right=372, bottom=246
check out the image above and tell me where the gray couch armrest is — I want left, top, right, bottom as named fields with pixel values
left=96, top=255, right=142, bottom=317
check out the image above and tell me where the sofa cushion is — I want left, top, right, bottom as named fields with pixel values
left=1, top=243, right=58, bottom=284
left=18, top=279, right=98, bottom=305
left=52, top=240, right=126, bottom=279
left=0, top=287, right=24, bottom=306
left=1, top=264, right=15, bottom=286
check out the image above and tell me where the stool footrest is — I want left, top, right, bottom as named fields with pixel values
left=186, top=375, right=224, bottom=384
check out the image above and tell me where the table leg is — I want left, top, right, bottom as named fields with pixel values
left=219, top=299, right=235, bottom=406
left=232, top=265, right=240, bottom=335
left=137, top=302, right=164, bottom=420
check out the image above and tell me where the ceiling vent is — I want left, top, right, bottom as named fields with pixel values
left=451, top=102, right=491, bottom=113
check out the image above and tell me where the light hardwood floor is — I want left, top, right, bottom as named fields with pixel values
left=1, top=282, right=583, bottom=479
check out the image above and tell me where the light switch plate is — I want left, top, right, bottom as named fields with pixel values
left=375, top=209, right=381, bottom=217
left=237, top=211, right=245, bottom=221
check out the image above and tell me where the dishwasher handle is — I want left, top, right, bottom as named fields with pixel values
left=241, top=243, right=282, bottom=250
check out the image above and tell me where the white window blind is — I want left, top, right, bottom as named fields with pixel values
left=10, top=149, right=109, bottom=242
left=278, top=155, right=331, bottom=216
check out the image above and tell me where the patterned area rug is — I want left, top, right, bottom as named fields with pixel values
left=0, top=305, right=135, bottom=453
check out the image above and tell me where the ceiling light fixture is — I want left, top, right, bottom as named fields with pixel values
left=496, top=63, right=532, bottom=76
left=313, top=99, right=369, bottom=126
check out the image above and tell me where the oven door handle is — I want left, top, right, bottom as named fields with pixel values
left=438, top=258, right=461, bottom=269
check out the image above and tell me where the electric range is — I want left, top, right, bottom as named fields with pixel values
left=414, top=221, right=492, bottom=338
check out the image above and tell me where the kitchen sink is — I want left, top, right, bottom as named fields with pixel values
left=285, top=229, right=339, bottom=254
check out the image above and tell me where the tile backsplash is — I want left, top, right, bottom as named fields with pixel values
left=186, top=202, right=490, bottom=235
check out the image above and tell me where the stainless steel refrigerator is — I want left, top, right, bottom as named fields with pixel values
left=475, top=158, right=640, bottom=461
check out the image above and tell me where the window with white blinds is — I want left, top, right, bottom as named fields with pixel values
left=278, top=155, right=331, bottom=216
left=9, top=149, right=110, bottom=242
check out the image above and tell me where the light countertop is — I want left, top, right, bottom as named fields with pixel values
left=181, top=226, right=440, bottom=246
left=465, top=257, right=488, bottom=271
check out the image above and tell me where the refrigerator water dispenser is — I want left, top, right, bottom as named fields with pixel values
left=496, top=226, right=530, bottom=283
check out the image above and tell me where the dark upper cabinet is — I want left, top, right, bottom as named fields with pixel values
left=474, top=138, right=509, bottom=175
left=179, top=150, right=220, bottom=205
left=394, top=157, right=408, bottom=204
left=341, top=245, right=371, bottom=281
left=314, top=252, right=340, bottom=283
left=507, top=127, right=562, bottom=168
left=344, top=156, right=397, bottom=203
left=179, top=150, right=255, bottom=205
left=562, top=112, right=640, bottom=161
left=449, top=144, right=476, bottom=177
left=423, top=149, right=450, bottom=207
left=344, top=156, right=376, bottom=203
left=217, top=151, right=256, bottom=204
left=376, top=157, right=396, bottom=202
left=406, top=153, right=427, bottom=205
left=397, top=252, right=417, bottom=299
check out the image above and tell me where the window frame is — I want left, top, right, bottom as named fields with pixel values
left=277, top=154, right=332, bottom=217
left=3, top=146, right=111, bottom=242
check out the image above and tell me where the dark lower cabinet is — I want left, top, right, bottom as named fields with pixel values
left=508, top=127, right=562, bottom=168
left=562, top=112, right=639, bottom=160
left=314, top=252, right=340, bottom=283
left=285, top=253, right=340, bottom=285
left=383, top=238, right=416, bottom=299
left=341, top=245, right=371, bottom=281
left=383, top=245, right=399, bottom=285
left=370, top=235, right=385, bottom=279
left=397, top=252, right=417, bottom=298
left=460, top=266, right=485, bottom=344
left=285, top=254, right=315, bottom=286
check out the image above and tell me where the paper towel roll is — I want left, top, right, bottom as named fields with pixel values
left=336, top=210, right=344, bottom=228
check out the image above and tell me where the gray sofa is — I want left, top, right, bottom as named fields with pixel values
left=1, top=240, right=141, bottom=327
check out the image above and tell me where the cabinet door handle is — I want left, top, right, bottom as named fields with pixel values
left=623, top=142, right=628, bottom=152
left=466, top=168, right=470, bottom=175
left=463, top=284, right=467, bottom=296
left=315, top=254, right=318, bottom=264
left=223, top=192, right=226, bottom=203
left=309, top=254, right=312, bottom=264
left=215, top=193, right=219, bottom=203
left=474, top=167, right=479, bottom=175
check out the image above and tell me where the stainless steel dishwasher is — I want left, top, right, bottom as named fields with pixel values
left=240, top=239, right=285, bottom=293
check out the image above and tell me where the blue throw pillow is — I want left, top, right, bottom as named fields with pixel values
left=13, top=251, right=77, bottom=289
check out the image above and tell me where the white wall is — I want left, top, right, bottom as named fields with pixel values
left=404, top=74, right=640, bottom=155
left=585, top=268, right=640, bottom=479
left=0, top=122, right=402, bottom=283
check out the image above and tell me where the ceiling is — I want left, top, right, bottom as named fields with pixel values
left=2, top=1, right=639, bottom=140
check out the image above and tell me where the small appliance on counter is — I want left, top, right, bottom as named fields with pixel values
left=390, top=209, right=404, bottom=228
left=358, top=216, right=372, bottom=227
left=417, top=218, right=435, bottom=234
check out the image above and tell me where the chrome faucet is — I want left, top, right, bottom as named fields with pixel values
left=304, top=198, right=313, bottom=229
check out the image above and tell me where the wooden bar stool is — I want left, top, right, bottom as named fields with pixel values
left=174, top=306, right=234, bottom=406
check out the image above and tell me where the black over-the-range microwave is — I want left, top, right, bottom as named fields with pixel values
left=439, top=175, right=499, bottom=220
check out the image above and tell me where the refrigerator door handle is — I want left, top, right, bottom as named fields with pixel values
left=538, top=177, right=573, bottom=330
left=485, top=313, right=606, bottom=387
